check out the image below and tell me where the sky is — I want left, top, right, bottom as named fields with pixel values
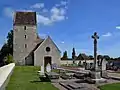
left=0, top=0, right=120, bottom=58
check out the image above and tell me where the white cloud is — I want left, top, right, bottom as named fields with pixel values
left=51, top=14, right=65, bottom=21
left=116, top=26, right=120, bottom=29
left=3, top=7, right=14, bottom=18
left=37, top=6, right=67, bottom=25
left=60, top=8, right=66, bottom=15
left=102, top=32, right=112, bottom=37
left=55, top=4, right=60, bottom=7
left=66, top=17, right=68, bottom=19
left=3, top=7, right=34, bottom=18
left=51, top=7, right=60, bottom=15
left=3, top=0, right=69, bottom=26
left=50, top=7, right=66, bottom=22
left=31, top=3, right=44, bottom=9
left=39, top=33, right=47, bottom=38
left=61, top=41, right=65, bottom=44
left=55, top=0, right=68, bottom=7
left=37, top=14, right=52, bottom=25
left=18, top=9, right=33, bottom=12
left=61, top=1, right=68, bottom=5
left=42, top=9, right=48, bottom=13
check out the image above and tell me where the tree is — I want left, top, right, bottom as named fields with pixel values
left=103, top=55, right=110, bottom=60
left=89, top=55, right=94, bottom=60
left=7, top=30, right=13, bottom=55
left=4, top=54, right=14, bottom=65
left=61, top=51, right=68, bottom=60
left=0, top=30, right=13, bottom=66
left=97, top=55, right=103, bottom=60
left=0, top=43, right=9, bottom=66
left=72, top=48, right=76, bottom=59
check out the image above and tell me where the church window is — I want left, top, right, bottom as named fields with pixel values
left=25, top=44, right=27, bottom=48
left=25, top=35, right=27, bottom=39
left=24, top=26, right=26, bottom=30
left=46, top=47, right=50, bottom=52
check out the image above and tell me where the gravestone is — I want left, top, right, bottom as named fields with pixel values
left=90, top=63, right=94, bottom=69
left=102, top=59, right=107, bottom=70
left=86, top=63, right=90, bottom=70
left=51, top=63, right=57, bottom=69
left=41, top=65, right=44, bottom=72
left=39, top=65, right=45, bottom=76
left=101, top=59, right=108, bottom=78
left=46, top=63, right=51, bottom=72
left=98, top=58, right=102, bottom=66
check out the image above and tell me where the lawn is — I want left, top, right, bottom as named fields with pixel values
left=6, top=66, right=58, bottom=90
left=99, top=83, right=120, bottom=90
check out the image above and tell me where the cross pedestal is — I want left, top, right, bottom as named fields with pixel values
left=90, top=32, right=106, bottom=84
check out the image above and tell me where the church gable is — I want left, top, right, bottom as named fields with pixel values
left=34, top=36, right=61, bottom=66
left=34, top=36, right=61, bottom=54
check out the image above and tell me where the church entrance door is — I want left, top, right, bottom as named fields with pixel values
left=44, top=56, right=52, bottom=68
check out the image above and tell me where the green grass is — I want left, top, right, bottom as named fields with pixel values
left=6, top=66, right=58, bottom=90
left=99, top=83, right=120, bottom=90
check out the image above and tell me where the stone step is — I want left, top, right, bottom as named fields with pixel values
left=67, top=83, right=83, bottom=89
left=59, top=82, right=73, bottom=90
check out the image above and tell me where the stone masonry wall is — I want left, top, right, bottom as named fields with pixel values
left=13, top=25, right=37, bottom=65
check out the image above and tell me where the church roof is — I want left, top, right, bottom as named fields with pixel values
left=26, top=35, right=61, bottom=58
left=27, top=39, right=44, bottom=56
left=14, top=12, right=36, bottom=25
left=33, top=40, right=44, bottom=52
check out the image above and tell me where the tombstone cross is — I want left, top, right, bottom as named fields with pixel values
left=92, top=32, right=99, bottom=71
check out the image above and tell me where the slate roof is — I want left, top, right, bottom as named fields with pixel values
left=26, top=39, right=44, bottom=58
left=14, top=12, right=36, bottom=25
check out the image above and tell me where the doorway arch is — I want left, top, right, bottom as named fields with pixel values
left=44, top=56, right=52, bottom=68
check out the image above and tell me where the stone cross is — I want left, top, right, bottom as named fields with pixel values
left=92, top=32, right=99, bottom=71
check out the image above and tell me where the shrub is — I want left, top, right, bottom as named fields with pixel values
left=4, top=54, right=14, bottom=64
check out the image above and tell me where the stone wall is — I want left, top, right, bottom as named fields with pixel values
left=60, top=60, right=94, bottom=65
left=0, top=63, right=15, bottom=90
left=13, top=25, right=37, bottom=65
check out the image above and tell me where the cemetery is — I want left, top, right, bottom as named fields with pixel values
left=0, top=0, right=120, bottom=88
left=0, top=32, right=120, bottom=90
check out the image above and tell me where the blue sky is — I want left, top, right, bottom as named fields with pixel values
left=0, top=0, right=120, bottom=58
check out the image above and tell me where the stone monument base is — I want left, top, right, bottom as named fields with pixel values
left=101, top=70, right=108, bottom=78
left=90, top=71, right=107, bottom=84
left=92, top=78, right=107, bottom=84
left=90, top=71, right=101, bottom=79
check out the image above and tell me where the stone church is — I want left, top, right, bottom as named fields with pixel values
left=13, top=12, right=61, bottom=67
